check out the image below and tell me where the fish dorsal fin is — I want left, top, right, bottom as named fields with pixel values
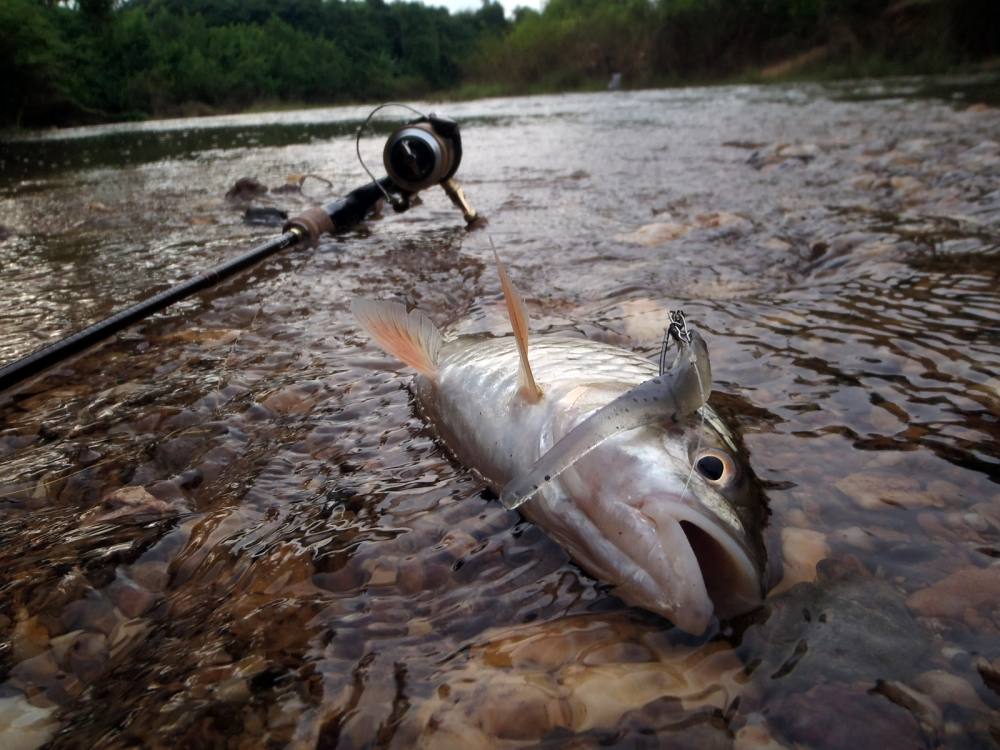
left=351, top=298, right=443, bottom=380
left=493, top=249, right=543, bottom=403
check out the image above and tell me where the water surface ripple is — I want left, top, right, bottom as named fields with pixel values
left=0, top=78, right=998, bottom=748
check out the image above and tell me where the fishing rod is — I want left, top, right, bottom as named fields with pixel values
left=0, top=108, right=481, bottom=396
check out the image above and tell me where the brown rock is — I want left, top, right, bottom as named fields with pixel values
left=157, top=328, right=241, bottom=346
left=835, top=472, right=945, bottom=510
left=771, top=527, right=829, bottom=596
left=872, top=679, right=942, bottom=739
left=913, top=670, right=990, bottom=712
left=0, top=694, right=59, bottom=750
left=618, top=222, right=689, bottom=247
left=366, top=560, right=398, bottom=588
left=770, top=684, right=924, bottom=748
left=64, top=632, right=108, bottom=683
left=60, top=590, right=121, bottom=636
left=129, top=561, right=170, bottom=592
left=906, top=565, right=1000, bottom=619
left=976, top=657, right=1000, bottom=698
left=225, top=177, right=267, bottom=201
left=11, top=611, right=50, bottom=663
left=50, top=629, right=87, bottom=668
left=617, top=298, right=671, bottom=341
left=81, top=486, right=175, bottom=525
left=107, top=574, right=158, bottom=618
left=9, top=650, right=60, bottom=687
left=261, top=382, right=322, bottom=416
left=734, top=717, right=790, bottom=749
left=108, top=619, right=150, bottom=659
left=405, top=615, right=745, bottom=744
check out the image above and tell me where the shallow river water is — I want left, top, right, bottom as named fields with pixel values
left=0, top=77, right=998, bottom=748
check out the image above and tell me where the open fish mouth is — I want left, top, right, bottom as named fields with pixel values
left=586, top=498, right=762, bottom=635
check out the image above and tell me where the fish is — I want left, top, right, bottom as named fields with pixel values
left=351, top=255, right=767, bottom=634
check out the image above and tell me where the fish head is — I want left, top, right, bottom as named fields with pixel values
left=529, top=386, right=767, bottom=635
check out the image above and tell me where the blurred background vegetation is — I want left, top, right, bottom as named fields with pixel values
left=3, top=0, right=999, bottom=128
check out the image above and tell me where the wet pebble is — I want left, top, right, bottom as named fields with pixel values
left=912, top=669, right=990, bottom=712
left=156, top=328, right=242, bottom=347
left=740, top=557, right=929, bottom=692
left=733, top=717, right=789, bottom=750
left=80, top=485, right=175, bottom=525
left=63, top=632, right=109, bottom=683
left=128, top=560, right=171, bottom=592
left=60, top=589, right=121, bottom=637
left=108, top=618, right=150, bottom=659
left=769, top=684, right=924, bottom=749
left=975, top=657, right=1000, bottom=698
left=225, top=177, right=267, bottom=201
left=906, top=564, right=1000, bottom=621
left=618, top=221, right=688, bottom=247
left=261, top=381, right=323, bottom=416
left=11, top=611, right=51, bottom=663
left=0, top=694, right=59, bottom=750
left=772, top=527, right=829, bottom=595
left=872, top=679, right=942, bottom=739
left=107, top=573, right=158, bottom=618
left=834, top=472, right=950, bottom=510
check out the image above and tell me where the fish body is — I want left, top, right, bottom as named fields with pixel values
left=352, top=265, right=766, bottom=634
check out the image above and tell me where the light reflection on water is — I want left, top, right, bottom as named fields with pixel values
left=0, top=77, right=998, bottom=748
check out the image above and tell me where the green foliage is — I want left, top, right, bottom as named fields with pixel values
left=1, top=0, right=509, bottom=127
left=0, top=0, right=69, bottom=126
left=469, top=0, right=1000, bottom=94
left=1, top=0, right=996, bottom=128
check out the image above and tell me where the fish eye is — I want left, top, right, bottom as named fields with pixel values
left=694, top=450, right=734, bottom=484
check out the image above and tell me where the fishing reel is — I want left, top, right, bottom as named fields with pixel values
left=284, top=105, right=481, bottom=244
left=380, top=112, right=479, bottom=224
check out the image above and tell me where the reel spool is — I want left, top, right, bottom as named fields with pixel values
left=383, top=116, right=462, bottom=193
left=355, top=105, right=480, bottom=226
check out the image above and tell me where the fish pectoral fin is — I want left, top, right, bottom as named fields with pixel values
left=493, top=247, right=543, bottom=403
left=350, top=298, right=443, bottom=380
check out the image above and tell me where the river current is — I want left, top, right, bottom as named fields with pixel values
left=0, top=77, right=998, bottom=748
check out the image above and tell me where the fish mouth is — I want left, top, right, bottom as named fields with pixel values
left=615, top=501, right=762, bottom=634
left=522, top=482, right=763, bottom=635
left=546, top=492, right=761, bottom=635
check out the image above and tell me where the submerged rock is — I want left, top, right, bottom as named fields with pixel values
left=404, top=614, right=747, bottom=746
left=834, top=472, right=952, bottom=510
left=225, top=177, right=267, bottom=201
left=618, top=221, right=689, bottom=247
left=80, top=486, right=175, bottom=525
left=739, top=557, right=929, bottom=693
left=0, top=694, right=59, bottom=750
left=244, top=206, right=288, bottom=226
left=772, top=527, right=829, bottom=595
left=906, top=564, right=1000, bottom=622
left=769, top=683, right=926, bottom=749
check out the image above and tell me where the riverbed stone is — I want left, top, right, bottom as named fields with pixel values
left=768, top=683, right=924, bottom=749
left=906, top=564, right=1000, bottom=620
left=80, top=485, right=175, bottom=525
left=739, top=557, right=929, bottom=693
left=771, top=527, right=829, bottom=595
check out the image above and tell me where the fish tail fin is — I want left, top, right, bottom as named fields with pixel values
left=493, top=247, right=543, bottom=402
left=351, top=298, right=443, bottom=380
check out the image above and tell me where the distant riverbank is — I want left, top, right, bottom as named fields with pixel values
left=3, top=0, right=998, bottom=130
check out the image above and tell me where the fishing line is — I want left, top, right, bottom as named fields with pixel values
left=355, top=102, right=429, bottom=205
